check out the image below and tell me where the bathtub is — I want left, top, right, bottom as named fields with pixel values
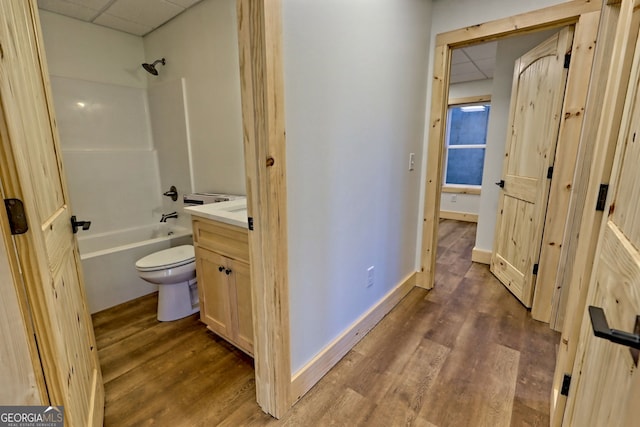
left=78, top=223, right=193, bottom=314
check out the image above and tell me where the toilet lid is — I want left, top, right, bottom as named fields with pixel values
left=135, top=245, right=195, bottom=271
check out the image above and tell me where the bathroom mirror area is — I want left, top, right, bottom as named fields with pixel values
left=37, top=0, right=246, bottom=314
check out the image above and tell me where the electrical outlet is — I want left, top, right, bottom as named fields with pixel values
left=451, top=194, right=457, bottom=203
left=367, top=266, right=375, bottom=288
left=409, top=153, right=416, bottom=171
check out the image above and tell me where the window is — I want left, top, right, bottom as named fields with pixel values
left=443, top=102, right=490, bottom=187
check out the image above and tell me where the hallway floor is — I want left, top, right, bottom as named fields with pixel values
left=93, top=219, right=559, bottom=426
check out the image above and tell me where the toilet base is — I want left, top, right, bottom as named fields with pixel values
left=157, top=278, right=199, bottom=321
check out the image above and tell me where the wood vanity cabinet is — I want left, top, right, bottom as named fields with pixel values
left=192, top=217, right=253, bottom=356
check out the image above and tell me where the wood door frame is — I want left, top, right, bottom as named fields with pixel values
left=418, top=1, right=601, bottom=323
left=236, top=0, right=291, bottom=418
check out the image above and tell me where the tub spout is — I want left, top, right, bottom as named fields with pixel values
left=160, top=212, right=178, bottom=222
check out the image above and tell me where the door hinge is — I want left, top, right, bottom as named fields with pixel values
left=596, top=184, right=609, bottom=211
left=561, top=374, right=572, bottom=396
left=533, top=263, right=539, bottom=275
left=4, top=198, right=28, bottom=235
left=248, top=217, right=254, bottom=231
left=564, top=53, right=571, bottom=69
left=547, top=166, right=554, bottom=179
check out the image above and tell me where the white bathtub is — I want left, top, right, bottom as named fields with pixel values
left=78, top=224, right=193, bottom=314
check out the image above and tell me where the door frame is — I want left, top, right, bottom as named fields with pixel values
left=236, top=0, right=291, bottom=418
left=418, top=1, right=600, bottom=320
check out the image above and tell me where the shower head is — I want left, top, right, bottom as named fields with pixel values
left=142, top=58, right=165, bottom=76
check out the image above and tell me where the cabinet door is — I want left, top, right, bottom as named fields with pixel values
left=195, top=247, right=232, bottom=338
left=229, top=259, right=254, bottom=355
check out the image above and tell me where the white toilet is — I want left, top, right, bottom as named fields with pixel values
left=135, top=244, right=199, bottom=321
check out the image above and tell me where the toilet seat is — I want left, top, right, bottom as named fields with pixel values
left=135, top=245, right=195, bottom=272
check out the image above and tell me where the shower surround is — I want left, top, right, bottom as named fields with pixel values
left=50, top=76, right=193, bottom=313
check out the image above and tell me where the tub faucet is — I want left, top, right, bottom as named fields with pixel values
left=160, top=212, right=178, bottom=222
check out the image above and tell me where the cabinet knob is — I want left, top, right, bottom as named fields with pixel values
left=225, top=269, right=232, bottom=275
left=218, top=265, right=225, bottom=272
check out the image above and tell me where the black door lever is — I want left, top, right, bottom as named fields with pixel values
left=495, top=180, right=505, bottom=188
left=70, top=216, right=91, bottom=234
left=588, top=306, right=640, bottom=350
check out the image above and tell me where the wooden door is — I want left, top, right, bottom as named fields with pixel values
left=196, top=247, right=232, bottom=337
left=0, top=1, right=104, bottom=425
left=491, top=27, right=574, bottom=307
left=563, top=17, right=640, bottom=425
left=230, top=259, right=253, bottom=355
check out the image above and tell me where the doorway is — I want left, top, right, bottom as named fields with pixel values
left=420, top=4, right=601, bottom=325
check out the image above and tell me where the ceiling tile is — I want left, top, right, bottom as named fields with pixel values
left=463, top=41, right=497, bottom=61
left=450, top=61, right=479, bottom=77
left=38, top=0, right=205, bottom=36
left=473, top=58, right=495, bottom=78
left=93, top=12, right=153, bottom=36
left=37, top=0, right=103, bottom=21
left=103, top=0, right=184, bottom=29
left=451, top=49, right=468, bottom=65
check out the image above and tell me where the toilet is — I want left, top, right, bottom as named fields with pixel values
left=135, top=245, right=199, bottom=321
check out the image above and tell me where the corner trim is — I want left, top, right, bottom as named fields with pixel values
left=290, top=272, right=417, bottom=402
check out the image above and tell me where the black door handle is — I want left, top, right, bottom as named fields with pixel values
left=588, top=306, right=640, bottom=350
left=495, top=180, right=505, bottom=188
left=70, top=216, right=91, bottom=234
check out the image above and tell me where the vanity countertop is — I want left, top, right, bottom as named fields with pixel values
left=184, top=197, right=248, bottom=228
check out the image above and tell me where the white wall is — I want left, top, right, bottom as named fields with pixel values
left=143, top=0, right=245, bottom=196
left=440, top=79, right=493, bottom=216
left=475, top=30, right=556, bottom=252
left=283, top=0, right=431, bottom=373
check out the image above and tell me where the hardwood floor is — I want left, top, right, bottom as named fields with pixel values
left=93, top=219, right=559, bottom=426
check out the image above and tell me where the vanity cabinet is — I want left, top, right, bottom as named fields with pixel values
left=192, top=217, right=253, bottom=356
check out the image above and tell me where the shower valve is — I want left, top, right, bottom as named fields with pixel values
left=163, top=185, right=178, bottom=201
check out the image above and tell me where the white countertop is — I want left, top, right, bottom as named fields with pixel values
left=184, top=197, right=248, bottom=228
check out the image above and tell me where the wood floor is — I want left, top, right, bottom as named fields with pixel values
left=92, top=219, right=559, bottom=426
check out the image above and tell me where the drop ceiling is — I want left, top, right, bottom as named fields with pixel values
left=37, top=0, right=203, bottom=36
left=450, top=42, right=497, bottom=84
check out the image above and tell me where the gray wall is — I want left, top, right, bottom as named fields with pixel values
left=283, top=0, right=432, bottom=373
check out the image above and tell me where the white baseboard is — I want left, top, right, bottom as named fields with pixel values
left=439, top=210, right=478, bottom=223
left=472, top=247, right=492, bottom=264
left=290, top=272, right=417, bottom=402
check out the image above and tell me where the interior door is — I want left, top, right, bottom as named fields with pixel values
left=563, top=17, right=640, bottom=425
left=491, top=27, right=574, bottom=307
left=0, top=1, right=104, bottom=425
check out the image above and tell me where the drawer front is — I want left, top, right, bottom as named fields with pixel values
left=193, top=219, right=249, bottom=263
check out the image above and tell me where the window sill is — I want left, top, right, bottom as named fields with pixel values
left=442, top=186, right=481, bottom=195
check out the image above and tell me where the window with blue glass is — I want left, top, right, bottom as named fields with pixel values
left=444, top=103, right=490, bottom=186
